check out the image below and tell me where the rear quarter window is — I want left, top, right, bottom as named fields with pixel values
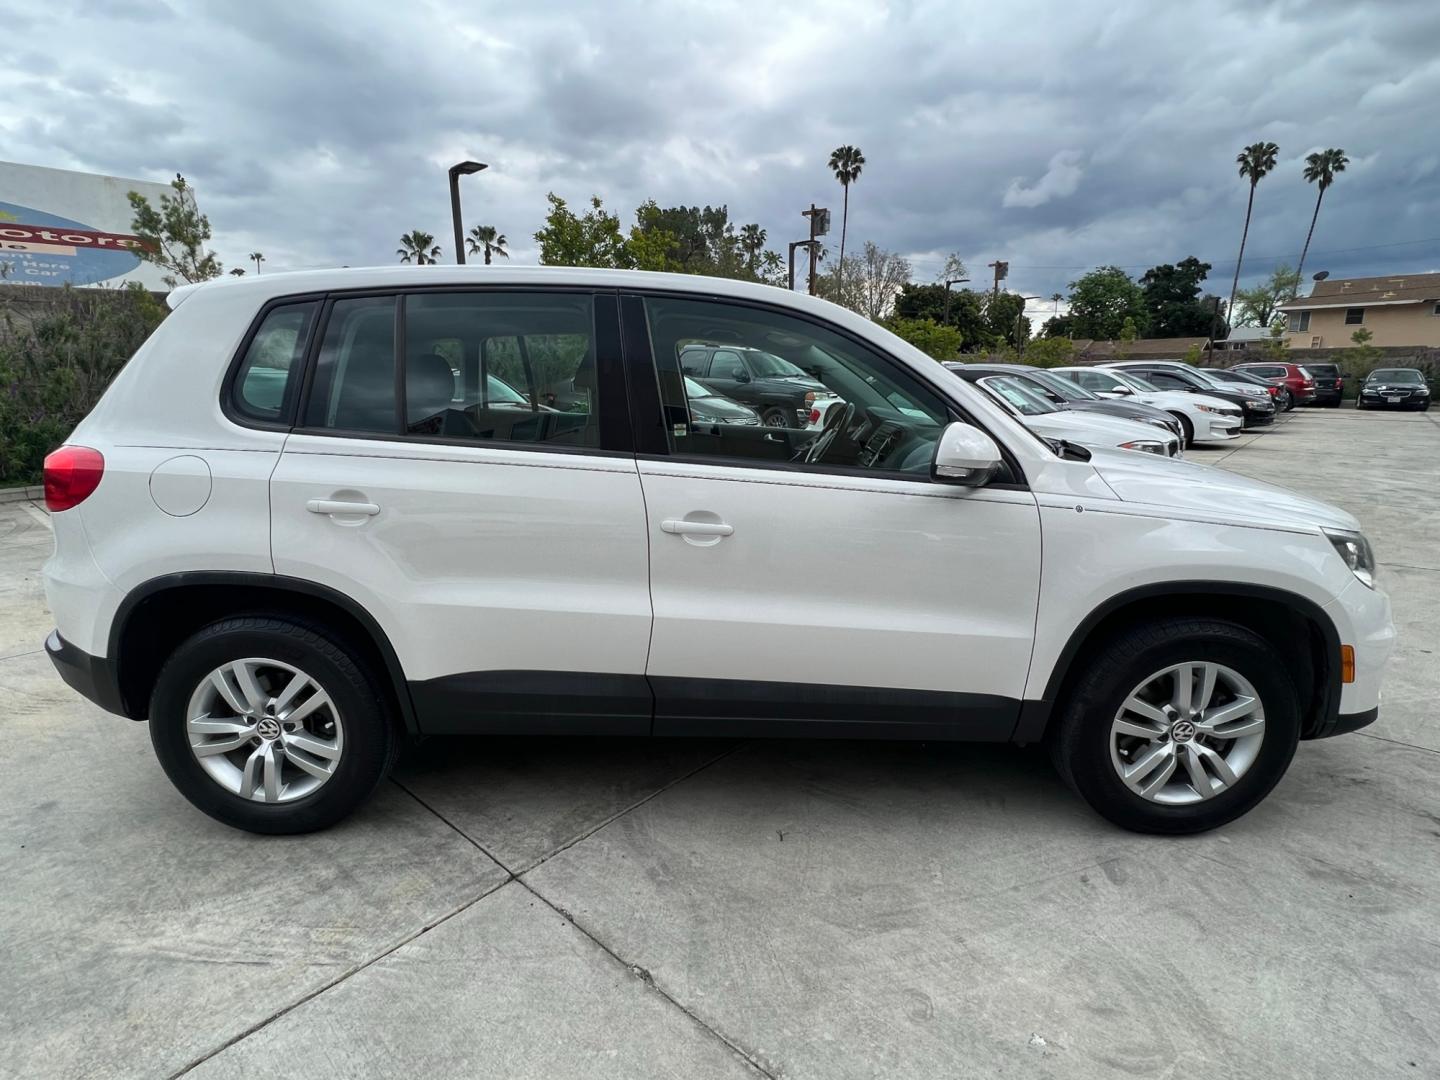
left=231, top=301, right=320, bottom=423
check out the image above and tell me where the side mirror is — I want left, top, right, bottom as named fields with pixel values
left=932, top=422, right=1003, bottom=486
left=1111, top=386, right=1133, bottom=396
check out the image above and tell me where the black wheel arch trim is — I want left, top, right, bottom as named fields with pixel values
left=1015, top=581, right=1343, bottom=743
left=109, top=571, right=420, bottom=733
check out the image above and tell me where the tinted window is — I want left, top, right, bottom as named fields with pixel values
left=402, top=292, right=599, bottom=447
left=1072, top=369, right=1120, bottom=393
left=1345, top=308, right=1365, bottom=325
left=233, top=301, right=318, bottom=422
left=642, top=295, right=951, bottom=475
left=303, top=296, right=397, bottom=433
left=679, top=347, right=709, bottom=376
left=1144, top=370, right=1192, bottom=390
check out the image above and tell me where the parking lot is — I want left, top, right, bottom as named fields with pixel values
left=3, top=406, right=1438, bottom=1079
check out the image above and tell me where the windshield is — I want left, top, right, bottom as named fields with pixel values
left=1368, top=369, right=1424, bottom=385
left=485, top=373, right=528, bottom=404
left=980, top=376, right=1059, bottom=416
left=1029, top=369, right=1099, bottom=401
left=1187, top=367, right=1234, bottom=390
left=745, top=349, right=808, bottom=378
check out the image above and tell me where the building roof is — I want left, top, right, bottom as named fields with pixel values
left=1219, top=325, right=1272, bottom=343
left=1073, top=336, right=1211, bottom=360
left=1278, top=271, right=1440, bottom=312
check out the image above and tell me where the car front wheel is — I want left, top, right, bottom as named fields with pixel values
left=1050, top=618, right=1300, bottom=834
left=149, top=615, right=398, bottom=834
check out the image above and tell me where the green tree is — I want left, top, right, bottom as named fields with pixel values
left=396, top=230, right=441, bottom=264
left=249, top=252, right=265, bottom=274
left=882, top=316, right=962, bottom=360
left=1023, top=336, right=1077, bottom=368
left=827, top=145, right=865, bottom=289
left=739, top=223, right=766, bottom=272
left=1182, top=341, right=1206, bottom=365
left=534, top=194, right=629, bottom=268
left=126, top=173, right=222, bottom=287
left=1227, top=141, right=1281, bottom=326
left=818, top=241, right=912, bottom=320
left=466, top=225, right=509, bottom=265
left=1041, top=314, right=1073, bottom=338
left=1257, top=321, right=1290, bottom=362
left=983, top=292, right=1030, bottom=347
left=1341, top=327, right=1382, bottom=373
left=893, top=283, right=985, bottom=347
left=1065, top=266, right=1149, bottom=340
left=1232, top=264, right=1301, bottom=327
left=1296, top=148, right=1349, bottom=287
left=1139, top=257, right=1216, bottom=337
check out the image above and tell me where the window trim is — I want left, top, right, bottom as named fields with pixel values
left=221, top=293, right=326, bottom=431
left=246, top=285, right=635, bottom=460
left=619, top=289, right=1029, bottom=489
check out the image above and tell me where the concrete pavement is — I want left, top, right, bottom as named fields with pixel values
left=2, top=407, right=1437, bottom=1079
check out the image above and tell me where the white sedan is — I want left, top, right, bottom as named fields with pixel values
left=1057, top=366, right=1243, bottom=447
left=971, top=375, right=1183, bottom=458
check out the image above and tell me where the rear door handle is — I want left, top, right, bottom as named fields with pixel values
left=660, top=519, right=733, bottom=537
left=306, top=499, right=380, bottom=516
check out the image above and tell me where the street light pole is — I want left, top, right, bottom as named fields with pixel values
left=943, top=277, right=970, bottom=323
left=1015, top=295, right=1041, bottom=348
left=447, top=160, right=488, bottom=265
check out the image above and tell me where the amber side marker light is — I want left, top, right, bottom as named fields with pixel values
left=1340, top=645, right=1356, bottom=684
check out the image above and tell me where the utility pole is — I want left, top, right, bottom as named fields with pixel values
left=801, top=204, right=830, bottom=296
left=987, top=259, right=1009, bottom=299
left=787, top=240, right=817, bottom=292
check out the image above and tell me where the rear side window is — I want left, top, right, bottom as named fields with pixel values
left=402, top=292, right=600, bottom=447
left=303, top=296, right=398, bottom=433
left=232, top=301, right=319, bottom=423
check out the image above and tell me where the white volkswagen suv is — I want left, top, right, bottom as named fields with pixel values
left=41, top=268, right=1394, bottom=836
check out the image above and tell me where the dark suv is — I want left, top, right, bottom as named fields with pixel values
left=1301, top=362, right=1345, bottom=407
left=679, top=344, right=835, bottom=428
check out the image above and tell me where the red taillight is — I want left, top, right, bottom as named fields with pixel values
left=1268, top=385, right=1280, bottom=396
left=808, top=408, right=821, bottom=425
left=43, top=446, right=105, bottom=512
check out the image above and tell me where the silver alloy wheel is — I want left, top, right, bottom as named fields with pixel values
left=186, top=658, right=344, bottom=804
left=1109, top=661, right=1265, bottom=805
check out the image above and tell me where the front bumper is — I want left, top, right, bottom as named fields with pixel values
left=45, top=630, right=127, bottom=717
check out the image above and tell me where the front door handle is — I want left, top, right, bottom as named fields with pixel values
left=306, top=499, right=380, bottom=516
left=661, top=519, right=733, bottom=537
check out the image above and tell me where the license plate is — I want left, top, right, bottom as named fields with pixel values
left=1386, top=395, right=1402, bottom=403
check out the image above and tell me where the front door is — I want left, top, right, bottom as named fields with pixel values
left=622, top=293, right=1042, bottom=739
left=270, top=289, right=653, bottom=734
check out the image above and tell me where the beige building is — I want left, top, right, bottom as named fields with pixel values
left=1278, top=272, right=1440, bottom=349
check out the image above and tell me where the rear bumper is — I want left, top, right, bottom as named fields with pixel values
left=45, top=629, right=128, bottom=718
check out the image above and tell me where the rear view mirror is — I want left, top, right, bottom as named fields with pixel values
left=933, top=422, right=1003, bottom=487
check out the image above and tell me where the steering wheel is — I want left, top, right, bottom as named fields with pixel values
left=802, top=401, right=855, bottom=465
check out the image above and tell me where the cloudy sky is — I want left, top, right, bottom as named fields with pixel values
left=5, top=0, right=1439, bottom=312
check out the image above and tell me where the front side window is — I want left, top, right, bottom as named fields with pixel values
left=642, top=295, right=951, bottom=476
left=1345, top=307, right=1365, bottom=325
left=1071, top=369, right=1122, bottom=394
left=403, top=292, right=599, bottom=446
left=1144, top=370, right=1192, bottom=391
left=233, top=301, right=319, bottom=422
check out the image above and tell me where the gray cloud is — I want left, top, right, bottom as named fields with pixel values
left=3, top=0, right=1438, bottom=302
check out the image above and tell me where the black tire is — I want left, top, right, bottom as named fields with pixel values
left=1049, top=617, right=1300, bottom=835
left=149, top=615, right=398, bottom=834
left=1170, top=412, right=1194, bottom=449
left=760, top=406, right=791, bottom=428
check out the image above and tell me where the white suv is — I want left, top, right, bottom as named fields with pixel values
left=42, top=267, right=1394, bottom=835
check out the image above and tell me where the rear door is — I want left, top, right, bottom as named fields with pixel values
left=270, top=288, right=653, bottom=734
left=621, top=292, right=1042, bottom=739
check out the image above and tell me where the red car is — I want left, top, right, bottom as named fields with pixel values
left=1234, top=362, right=1317, bottom=410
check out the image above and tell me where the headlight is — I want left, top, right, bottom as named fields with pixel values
left=1194, top=404, right=1224, bottom=414
left=1119, top=439, right=1166, bottom=455
left=1324, top=528, right=1376, bottom=589
left=1142, top=417, right=1173, bottom=430
left=1242, top=399, right=1265, bottom=410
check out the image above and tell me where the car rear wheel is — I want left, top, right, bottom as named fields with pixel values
left=149, top=615, right=398, bottom=834
left=1050, top=617, right=1300, bottom=834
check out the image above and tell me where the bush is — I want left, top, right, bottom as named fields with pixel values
left=882, top=316, right=963, bottom=360
left=0, top=284, right=166, bottom=484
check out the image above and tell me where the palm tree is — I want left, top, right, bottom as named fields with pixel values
left=397, top=230, right=441, bottom=265
left=739, top=223, right=766, bottom=271
left=1050, top=292, right=1063, bottom=314
left=827, top=145, right=865, bottom=288
left=1295, top=148, right=1349, bottom=289
left=1226, top=141, right=1280, bottom=327
left=249, top=252, right=265, bottom=274
left=466, top=225, right=509, bottom=265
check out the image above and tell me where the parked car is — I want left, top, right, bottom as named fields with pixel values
left=950, top=371, right=1182, bottom=458
left=1202, top=366, right=1294, bottom=411
left=1233, top=362, right=1317, bottom=409
left=1357, top=368, right=1431, bottom=411
left=1056, top=366, right=1243, bottom=448
left=1105, top=361, right=1277, bottom=427
left=1302, top=362, right=1345, bottom=408
left=679, top=343, right=839, bottom=428
left=684, top=376, right=761, bottom=426
left=943, top=363, right=1183, bottom=441
left=42, top=266, right=1391, bottom=837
